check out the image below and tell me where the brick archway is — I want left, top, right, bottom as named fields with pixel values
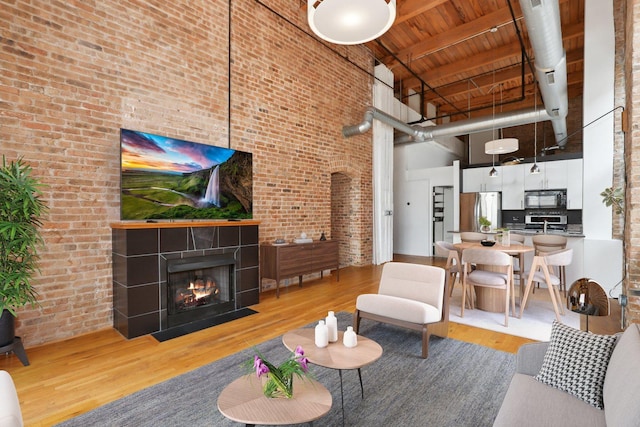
left=329, top=160, right=372, bottom=267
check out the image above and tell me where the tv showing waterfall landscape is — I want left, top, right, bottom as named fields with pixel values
left=119, top=129, right=252, bottom=221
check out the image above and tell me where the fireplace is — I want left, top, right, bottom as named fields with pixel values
left=166, top=253, right=236, bottom=328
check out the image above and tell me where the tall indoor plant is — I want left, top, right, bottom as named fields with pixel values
left=0, top=156, right=47, bottom=346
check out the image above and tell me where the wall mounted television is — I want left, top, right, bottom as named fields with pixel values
left=120, top=129, right=252, bottom=221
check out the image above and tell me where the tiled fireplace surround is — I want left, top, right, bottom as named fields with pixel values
left=111, top=221, right=260, bottom=339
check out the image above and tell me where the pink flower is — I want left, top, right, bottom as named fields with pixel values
left=294, top=345, right=304, bottom=358
left=298, top=356, right=309, bottom=372
left=253, top=356, right=269, bottom=377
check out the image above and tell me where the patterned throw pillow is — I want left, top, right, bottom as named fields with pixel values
left=535, top=321, right=618, bottom=409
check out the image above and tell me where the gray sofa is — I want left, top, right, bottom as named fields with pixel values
left=493, top=323, right=640, bottom=427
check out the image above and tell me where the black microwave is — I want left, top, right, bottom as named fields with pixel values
left=524, top=189, right=567, bottom=209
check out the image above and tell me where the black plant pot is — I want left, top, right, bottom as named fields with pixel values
left=0, top=309, right=16, bottom=347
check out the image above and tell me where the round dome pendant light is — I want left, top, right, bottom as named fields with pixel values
left=308, top=0, right=397, bottom=45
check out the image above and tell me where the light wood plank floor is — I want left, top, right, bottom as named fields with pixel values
left=1, top=255, right=537, bottom=426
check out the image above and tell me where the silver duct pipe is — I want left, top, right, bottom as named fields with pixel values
left=519, top=0, right=568, bottom=143
left=342, top=106, right=426, bottom=140
left=393, top=107, right=552, bottom=144
left=343, top=0, right=569, bottom=146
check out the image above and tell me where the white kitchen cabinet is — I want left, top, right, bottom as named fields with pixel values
left=524, top=159, right=571, bottom=190
left=501, top=163, right=525, bottom=209
left=566, top=159, right=583, bottom=209
left=462, top=166, right=502, bottom=192
left=544, top=161, right=568, bottom=189
left=463, top=158, right=584, bottom=210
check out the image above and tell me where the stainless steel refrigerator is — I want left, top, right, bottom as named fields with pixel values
left=460, top=192, right=502, bottom=232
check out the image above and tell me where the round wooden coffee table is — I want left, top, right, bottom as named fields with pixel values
left=217, top=374, right=332, bottom=427
left=282, top=328, right=383, bottom=424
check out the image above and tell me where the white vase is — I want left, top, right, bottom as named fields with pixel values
left=325, top=311, right=338, bottom=342
left=343, top=326, right=357, bottom=348
left=315, top=320, right=328, bottom=348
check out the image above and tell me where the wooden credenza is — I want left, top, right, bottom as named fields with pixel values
left=260, top=240, right=339, bottom=297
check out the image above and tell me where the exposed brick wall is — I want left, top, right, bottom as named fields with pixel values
left=624, top=0, right=640, bottom=324
left=1, top=0, right=373, bottom=346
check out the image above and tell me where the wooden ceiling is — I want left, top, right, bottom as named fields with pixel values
left=364, top=0, right=584, bottom=124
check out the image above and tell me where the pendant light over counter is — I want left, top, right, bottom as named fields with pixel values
left=485, top=80, right=518, bottom=177
left=307, top=0, right=396, bottom=45
left=531, top=84, right=541, bottom=174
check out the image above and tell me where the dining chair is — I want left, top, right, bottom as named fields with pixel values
left=434, top=241, right=461, bottom=296
left=508, top=233, right=526, bottom=286
left=461, top=248, right=515, bottom=327
left=510, top=234, right=525, bottom=244
left=520, top=249, right=572, bottom=322
left=460, top=232, right=486, bottom=243
left=531, top=235, right=568, bottom=294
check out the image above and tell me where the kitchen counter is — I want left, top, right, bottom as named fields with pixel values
left=510, top=229, right=585, bottom=238
left=449, top=230, right=584, bottom=238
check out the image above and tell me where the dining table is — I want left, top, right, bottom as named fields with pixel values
left=453, top=241, right=535, bottom=312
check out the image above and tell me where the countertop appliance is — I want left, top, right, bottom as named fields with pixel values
left=524, top=189, right=567, bottom=209
left=525, top=212, right=568, bottom=232
left=460, top=192, right=502, bottom=232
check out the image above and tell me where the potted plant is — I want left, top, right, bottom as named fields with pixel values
left=0, top=156, right=47, bottom=347
left=479, top=216, right=491, bottom=233
left=600, top=186, right=624, bottom=215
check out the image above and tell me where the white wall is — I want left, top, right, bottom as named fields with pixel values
left=393, top=138, right=460, bottom=255
left=581, top=0, right=623, bottom=297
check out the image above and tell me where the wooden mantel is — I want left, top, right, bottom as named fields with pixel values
left=110, top=219, right=260, bottom=230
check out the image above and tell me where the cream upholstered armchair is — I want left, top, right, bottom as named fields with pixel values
left=353, top=262, right=448, bottom=359
left=0, top=370, right=23, bottom=427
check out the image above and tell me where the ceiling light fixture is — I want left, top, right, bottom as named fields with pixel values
left=307, top=0, right=396, bottom=45
left=485, top=77, right=519, bottom=157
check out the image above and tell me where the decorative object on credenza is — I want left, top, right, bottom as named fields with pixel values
left=0, top=156, right=48, bottom=366
left=567, top=278, right=610, bottom=332
left=273, top=238, right=286, bottom=245
left=320, top=231, right=326, bottom=241
left=247, top=346, right=312, bottom=399
left=293, top=232, right=313, bottom=244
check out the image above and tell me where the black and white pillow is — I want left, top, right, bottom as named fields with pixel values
left=535, top=321, right=617, bottom=409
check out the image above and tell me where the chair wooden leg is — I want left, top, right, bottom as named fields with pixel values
left=519, top=258, right=541, bottom=318
left=540, top=263, right=562, bottom=323
left=461, top=278, right=467, bottom=318
left=353, top=310, right=361, bottom=333
left=448, top=272, right=457, bottom=297
left=421, top=325, right=429, bottom=359
left=504, top=282, right=509, bottom=327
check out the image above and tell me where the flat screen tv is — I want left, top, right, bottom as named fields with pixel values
left=120, top=129, right=252, bottom=221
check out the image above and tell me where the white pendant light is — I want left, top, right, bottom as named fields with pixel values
left=485, top=78, right=518, bottom=156
left=307, top=0, right=396, bottom=45
left=485, top=138, right=519, bottom=155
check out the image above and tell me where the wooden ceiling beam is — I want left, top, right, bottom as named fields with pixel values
left=381, top=4, right=522, bottom=69
left=395, top=0, right=449, bottom=25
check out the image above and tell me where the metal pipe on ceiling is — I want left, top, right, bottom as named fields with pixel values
left=343, top=0, right=569, bottom=146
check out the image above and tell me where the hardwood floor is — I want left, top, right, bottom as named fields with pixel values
left=1, top=256, right=537, bottom=426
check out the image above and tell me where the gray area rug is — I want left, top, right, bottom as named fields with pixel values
left=57, top=312, right=515, bottom=427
